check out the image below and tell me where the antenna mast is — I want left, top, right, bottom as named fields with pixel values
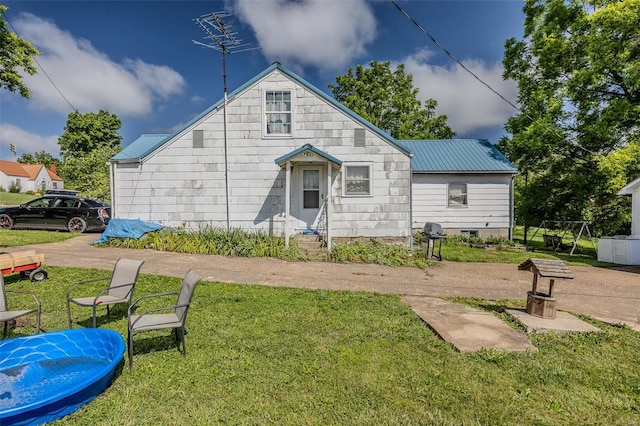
left=193, top=12, right=251, bottom=231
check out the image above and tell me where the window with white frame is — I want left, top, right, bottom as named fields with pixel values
left=448, top=183, right=467, bottom=207
left=265, top=91, right=291, bottom=135
left=344, top=164, right=371, bottom=196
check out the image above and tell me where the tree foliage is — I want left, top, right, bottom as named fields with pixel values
left=499, top=0, right=640, bottom=235
left=0, top=5, right=40, bottom=98
left=58, top=145, right=118, bottom=202
left=57, top=110, right=122, bottom=201
left=328, top=61, right=455, bottom=140
left=17, top=151, right=60, bottom=169
left=58, top=110, right=122, bottom=160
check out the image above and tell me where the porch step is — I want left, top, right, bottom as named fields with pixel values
left=293, top=234, right=328, bottom=260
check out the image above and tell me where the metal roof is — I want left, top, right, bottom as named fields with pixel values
left=275, top=144, right=342, bottom=166
left=396, top=139, right=517, bottom=173
left=111, top=134, right=171, bottom=162
left=111, top=62, right=410, bottom=163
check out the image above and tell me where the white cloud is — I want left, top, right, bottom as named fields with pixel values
left=0, top=124, right=60, bottom=160
left=14, top=13, right=186, bottom=118
left=231, top=0, right=377, bottom=72
left=400, top=49, right=519, bottom=137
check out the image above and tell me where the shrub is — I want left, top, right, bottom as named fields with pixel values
left=8, top=181, right=22, bottom=193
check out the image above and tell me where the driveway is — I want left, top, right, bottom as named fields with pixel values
left=8, top=234, right=640, bottom=331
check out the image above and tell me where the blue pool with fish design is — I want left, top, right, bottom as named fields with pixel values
left=0, top=328, right=125, bottom=425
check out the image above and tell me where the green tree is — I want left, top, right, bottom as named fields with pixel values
left=500, top=0, right=640, bottom=236
left=57, top=110, right=122, bottom=201
left=58, top=110, right=122, bottom=159
left=17, top=151, right=60, bottom=169
left=0, top=5, right=40, bottom=98
left=328, top=61, right=455, bottom=140
left=58, top=146, right=118, bottom=201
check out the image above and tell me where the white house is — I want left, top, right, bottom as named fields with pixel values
left=0, top=160, right=64, bottom=194
left=109, top=63, right=516, bottom=248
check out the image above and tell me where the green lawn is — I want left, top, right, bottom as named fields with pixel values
left=3, top=268, right=639, bottom=425
left=0, top=229, right=81, bottom=247
left=0, top=192, right=35, bottom=206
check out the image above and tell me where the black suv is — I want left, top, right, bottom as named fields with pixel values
left=0, top=195, right=111, bottom=233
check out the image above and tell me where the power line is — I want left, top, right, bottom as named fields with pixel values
left=388, top=0, right=594, bottom=156
left=388, top=0, right=519, bottom=113
left=4, top=11, right=76, bottom=112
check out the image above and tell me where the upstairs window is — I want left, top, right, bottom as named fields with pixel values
left=265, top=91, right=291, bottom=135
left=448, top=183, right=468, bottom=207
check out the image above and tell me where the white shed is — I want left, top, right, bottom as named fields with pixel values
left=597, top=176, right=640, bottom=265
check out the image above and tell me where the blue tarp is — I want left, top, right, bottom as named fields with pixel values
left=93, top=219, right=163, bottom=244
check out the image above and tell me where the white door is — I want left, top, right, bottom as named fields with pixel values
left=299, top=166, right=323, bottom=229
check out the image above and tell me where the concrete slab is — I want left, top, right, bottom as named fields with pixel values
left=402, top=296, right=538, bottom=354
left=505, top=309, right=600, bottom=334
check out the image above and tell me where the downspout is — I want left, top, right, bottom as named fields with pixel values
left=108, top=161, right=116, bottom=218
left=408, top=153, right=414, bottom=249
left=285, top=161, right=291, bottom=247
left=327, top=161, right=332, bottom=251
left=509, top=174, right=514, bottom=241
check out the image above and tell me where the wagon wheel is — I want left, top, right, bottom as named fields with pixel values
left=67, top=217, right=87, bottom=233
left=29, top=268, right=48, bottom=282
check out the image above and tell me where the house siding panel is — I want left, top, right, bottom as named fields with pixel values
left=411, top=173, right=512, bottom=237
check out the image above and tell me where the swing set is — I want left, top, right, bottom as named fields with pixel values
left=529, top=220, right=596, bottom=255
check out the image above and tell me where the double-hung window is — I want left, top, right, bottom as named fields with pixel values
left=344, top=165, right=371, bottom=196
left=265, top=91, right=291, bottom=135
left=448, top=183, right=468, bottom=207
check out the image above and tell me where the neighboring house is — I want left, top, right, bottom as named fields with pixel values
left=0, top=160, right=64, bottom=193
left=109, top=63, right=516, bottom=248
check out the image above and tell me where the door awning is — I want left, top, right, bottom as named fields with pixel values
left=274, top=144, right=342, bottom=168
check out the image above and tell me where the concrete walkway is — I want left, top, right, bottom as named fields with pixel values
left=6, top=234, right=640, bottom=351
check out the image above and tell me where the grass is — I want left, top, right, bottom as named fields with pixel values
left=0, top=229, right=80, bottom=247
left=3, top=267, right=639, bottom=425
left=0, top=192, right=35, bottom=206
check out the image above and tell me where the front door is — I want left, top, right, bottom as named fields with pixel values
left=299, top=166, right=323, bottom=229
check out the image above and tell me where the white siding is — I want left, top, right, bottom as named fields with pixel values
left=412, top=173, right=513, bottom=237
left=113, top=69, right=411, bottom=240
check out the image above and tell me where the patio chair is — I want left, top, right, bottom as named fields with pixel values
left=66, top=258, right=144, bottom=328
left=1, top=274, right=41, bottom=339
left=127, top=269, right=201, bottom=370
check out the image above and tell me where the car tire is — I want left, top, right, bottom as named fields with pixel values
left=29, top=268, right=48, bottom=282
left=67, top=217, right=88, bottom=233
left=0, top=214, right=14, bottom=229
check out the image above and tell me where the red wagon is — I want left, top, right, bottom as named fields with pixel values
left=0, top=250, right=48, bottom=282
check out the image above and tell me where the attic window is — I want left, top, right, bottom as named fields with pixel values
left=265, top=91, right=292, bottom=135
left=354, top=128, right=365, bottom=147
left=193, top=130, right=204, bottom=148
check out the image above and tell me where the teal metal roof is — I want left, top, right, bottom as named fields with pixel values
left=275, top=144, right=342, bottom=166
left=397, top=139, right=517, bottom=173
left=112, top=62, right=410, bottom=162
left=112, top=134, right=170, bottom=162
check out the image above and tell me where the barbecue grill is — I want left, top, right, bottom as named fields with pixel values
left=422, top=222, right=446, bottom=261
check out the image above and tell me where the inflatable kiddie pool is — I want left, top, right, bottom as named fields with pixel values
left=0, top=328, right=125, bottom=425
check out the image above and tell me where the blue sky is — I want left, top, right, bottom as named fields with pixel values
left=1, top=0, right=524, bottom=161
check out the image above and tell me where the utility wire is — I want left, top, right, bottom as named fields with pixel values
left=389, top=0, right=519, bottom=112
left=388, top=0, right=594, bottom=156
left=4, top=12, right=77, bottom=112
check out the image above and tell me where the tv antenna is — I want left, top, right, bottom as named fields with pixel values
left=193, top=11, right=254, bottom=231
